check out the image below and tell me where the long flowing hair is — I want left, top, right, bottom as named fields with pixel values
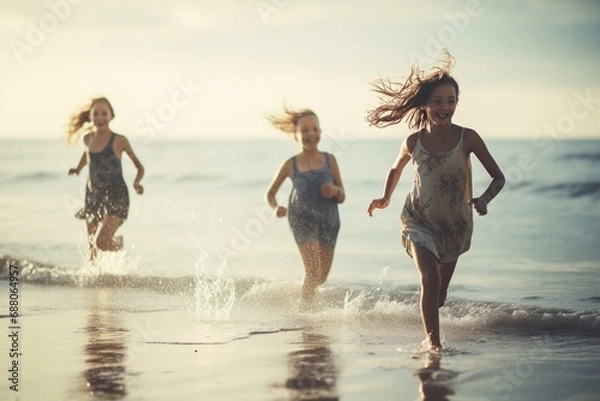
left=366, top=52, right=459, bottom=130
left=66, top=97, right=115, bottom=146
left=266, top=104, right=318, bottom=141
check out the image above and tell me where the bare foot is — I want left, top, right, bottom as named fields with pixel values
left=426, top=336, right=443, bottom=352
left=299, top=290, right=317, bottom=312
left=430, top=344, right=443, bottom=353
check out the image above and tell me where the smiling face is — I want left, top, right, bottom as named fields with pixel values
left=90, top=100, right=114, bottom=131
left=424, top=83, right=458, bottom=127
left=295, top=114, right=321, bottom=151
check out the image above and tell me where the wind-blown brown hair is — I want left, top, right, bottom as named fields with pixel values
left=266, top=105, right=319, bottom=141
left=66, top=97, right=115, bottom=146
left=366, top=52, right=459, bottom=130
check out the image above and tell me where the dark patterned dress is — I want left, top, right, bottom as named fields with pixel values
left=76, top=133, right=129, bottom=222
left=288, top=152, right=340, bottom=248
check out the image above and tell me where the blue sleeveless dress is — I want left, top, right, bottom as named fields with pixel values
left=288, top=152, right=340, bottom=248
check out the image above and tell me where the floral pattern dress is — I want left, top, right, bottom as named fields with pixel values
left=401, top=128, right=473, bottom=263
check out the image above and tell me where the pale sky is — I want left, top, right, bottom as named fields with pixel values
left=1, top=0, right=599, bottom=141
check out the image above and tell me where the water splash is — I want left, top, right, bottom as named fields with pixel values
left=76, top=240, right=141, bottom=282
left=342, top=290, right=368, bottom=314
left=377, top=265, right=391, bottom=288
left=194, top=252, right=235, bottom=320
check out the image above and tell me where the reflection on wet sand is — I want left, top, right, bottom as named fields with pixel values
left=286, top=331, right=339, bottom=401
left=81, top=289, right=128, bottom=400
left=415, top=352, right=458, bottom=401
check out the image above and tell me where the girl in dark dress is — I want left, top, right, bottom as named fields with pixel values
left=67, top=97, right=145, bottom=261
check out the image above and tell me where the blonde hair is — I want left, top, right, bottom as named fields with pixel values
left=266, top=105, right=319, bottom=141
left=66, top=97, right=115, bottom=146
left=367, top=51, right=458, bottom=130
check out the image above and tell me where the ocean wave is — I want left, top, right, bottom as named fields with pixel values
left=560, top=151, right=600, bottom=162
left=225, top=179, right=271, bottom=188
left=177, top=173, right=224, bottom=182
left=1, top=255, right=598, bottom=336
left=2, top=171, right=61, bottom=182
left=502, top=180, right=600, bottom=199
left=310, top=288, right=600, bottom=336
left=536, top=182, right=600, bottom=199
left=504, top=180, right=537, bottom=190
left=0, top=255, right=253, bottom=294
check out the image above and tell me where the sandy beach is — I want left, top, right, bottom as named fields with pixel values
left=2, top=275, right=599, bottom=401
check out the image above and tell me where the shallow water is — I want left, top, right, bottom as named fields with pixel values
left=1, top=138, right=600, bottom=399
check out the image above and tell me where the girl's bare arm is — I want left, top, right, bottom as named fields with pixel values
left=329, top=155, right=345, bottom=203
left=466, top=129, right=505, bottom=214
left=266, top=159, right=292, bottom=216
left=367, top=135, right=414, bottom=216
left=120, top=136, right=145, bottom=194
left=68, top=152, right=87, bottom=175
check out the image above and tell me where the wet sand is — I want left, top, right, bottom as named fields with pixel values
left=1, top=283, right=599, bottom=401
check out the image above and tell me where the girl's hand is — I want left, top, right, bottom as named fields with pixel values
left=367, top=198, right=390, bottom=217
left=469, top=197, right=488, bottom=216
left=68, top=168, right=79, bottom=176
left=320, top=183, right=340, bottom=198
left=275, top=206, right=287, bottom=218
left=134, top=182, right=144, bottom=195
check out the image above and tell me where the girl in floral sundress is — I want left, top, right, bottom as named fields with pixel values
left=366, top=54, right=505, bottom=350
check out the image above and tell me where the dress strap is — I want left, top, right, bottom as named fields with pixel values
left=324, top=152, right=331, bottom=168
left=414, top=130, right=424, bottom=156
left=99, top=132, right=116, bottom=155
left=103, top=132, right=116, bottom=152
left=291, top=156, right=298, bottom=173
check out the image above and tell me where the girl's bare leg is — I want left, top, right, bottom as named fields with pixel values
left=297, top=241, right=321, bottom=308
left=439, top=260, right=457, bottom=307
left=86, top=219, right=99, bottom=261
left=96, top=215, right=124, bottom=252
left=410, top=242, right=442, bottom=349
left=316, top=246, right=335, bottom=285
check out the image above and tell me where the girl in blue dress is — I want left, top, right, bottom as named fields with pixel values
left=265, top=106, right=345, bottom=308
